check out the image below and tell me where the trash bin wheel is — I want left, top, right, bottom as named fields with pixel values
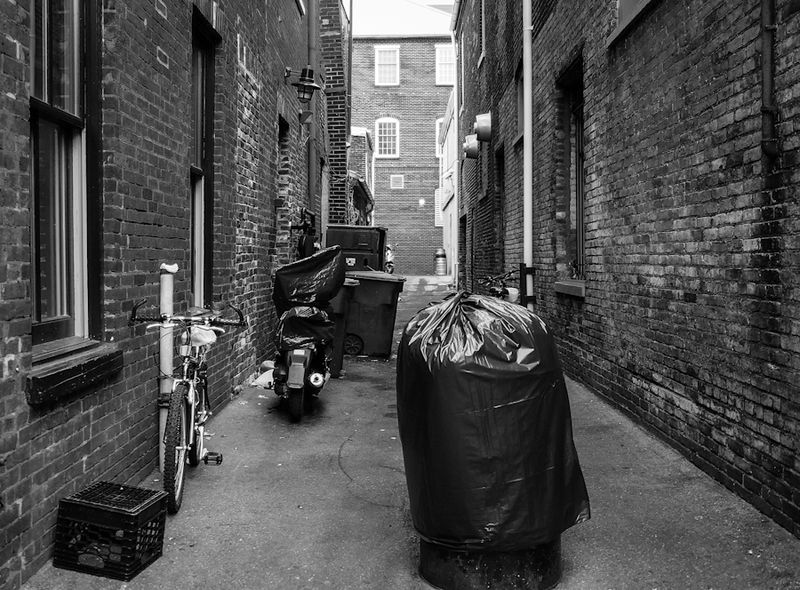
left=343, top=334, right=363, bottom=355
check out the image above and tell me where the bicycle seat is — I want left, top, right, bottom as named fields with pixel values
left=189, top=325, right=218, bottom=346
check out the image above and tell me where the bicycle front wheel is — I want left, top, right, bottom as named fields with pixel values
left=164, top=383, right=189, bottom=514
left=188, top=378, right=206, bottom=467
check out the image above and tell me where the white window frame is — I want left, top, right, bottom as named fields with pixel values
left=435, top=43, right=455, bottom=85
left=374, top=45, right=400, bottom=86
left=390, top=174, right=405, bottom=189
left=435, top=117, right=444, bottom=157
left=375, top=117, right=399, bottom=158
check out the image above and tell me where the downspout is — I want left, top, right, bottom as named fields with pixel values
left=761, top=0, right=779, bottom=165
left=451, top=30, right=459, bottom=285
left=522, top=0, right=534, bottom=310
left=307, top=0, right=319, bottom=208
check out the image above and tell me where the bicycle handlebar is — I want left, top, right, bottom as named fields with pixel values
left=128, top=298, right=246, bottom=328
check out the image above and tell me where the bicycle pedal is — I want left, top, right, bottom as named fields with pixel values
left=203, top=451, right=223, bottom=465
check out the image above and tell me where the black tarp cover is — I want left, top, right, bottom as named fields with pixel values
left=272, top=245, right=345, bottom=314
left=274, top=305, right=336, bottom=351
left=396, top=292, right=590, bottom=551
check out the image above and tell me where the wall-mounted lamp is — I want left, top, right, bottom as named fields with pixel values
left=463, top=134, right=479, bottom=159
left=284, top=65, right=322, bottom=103
left=473, top=112, right=492, bottom=142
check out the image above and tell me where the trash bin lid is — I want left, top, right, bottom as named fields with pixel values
left=346, top=270, right=406, bottom=283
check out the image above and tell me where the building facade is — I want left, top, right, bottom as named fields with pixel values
left=454, top=0, right=800, bottom=538
left=0, top=0, right=349, bottom=586
left=351, top=35, right=453, bottom=275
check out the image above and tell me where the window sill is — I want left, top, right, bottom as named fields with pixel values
left=27, top=342, right=123, bottom=406
left=375, top=155, right=400, bottom=160
left=606, top=0, right=660, bottom=48
left=554, top=279, right=586, bottom=298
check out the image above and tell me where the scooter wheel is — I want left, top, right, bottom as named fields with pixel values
left=343, top=334, right=364, bottom=356
left=287, top=387, right=304, bottom=423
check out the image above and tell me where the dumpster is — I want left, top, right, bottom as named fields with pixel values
left=328, top=278, right=359, bottom=378
left=343, top=270, right=405, bottom=357
left=396, top=292, right=590, bottom=590
left=326, top=225, right=387, bottom=272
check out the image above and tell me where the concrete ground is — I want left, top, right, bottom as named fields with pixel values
left=22, top=276, right=800, bottom=590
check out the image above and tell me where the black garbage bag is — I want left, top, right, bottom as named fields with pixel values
left=273, top=245, right=346, bottom=314
left=274, top=305, right=336, bottom=351
left=396, top=292, right=590, bottom=551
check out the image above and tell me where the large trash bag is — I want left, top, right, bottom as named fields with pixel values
left=396, top=292, right=590, bottom=551
left=274, top=306, right=335, bottom=351
left=273, top=245, right=346, bottom=314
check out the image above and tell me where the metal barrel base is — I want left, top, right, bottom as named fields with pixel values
left=419, top=537, right=561, bottom=590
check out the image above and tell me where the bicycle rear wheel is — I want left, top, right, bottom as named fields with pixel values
left=164, top=383, right=189, bottom=514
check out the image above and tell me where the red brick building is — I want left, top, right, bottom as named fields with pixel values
left=0, top=0, right=349, bottom=586
left=454, top=0, right=800, bottom=537
left=351, top=4, right=454, bottom=275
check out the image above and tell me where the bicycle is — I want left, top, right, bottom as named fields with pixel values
left=478, top=268, right=521, bottom=303
left=129, top=296, right=245, bottom=514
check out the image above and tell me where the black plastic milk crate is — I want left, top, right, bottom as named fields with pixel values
left=53, top=481, right=168, bottom=581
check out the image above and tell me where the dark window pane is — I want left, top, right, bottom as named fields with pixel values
left=50, top=0, right=80, bottom=114
left=191, top=45, right=206, bottom=167
left=34, top=118, right=73, bottom=330
left=32, top=0, right=45, bottom=99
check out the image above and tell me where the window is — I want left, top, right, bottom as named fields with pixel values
left=556, top=60, right=585, bottom=281
left=458, top=34, right=465, bottom=109
left=390, top=174, right=404, bottom=189
left=190, top=8, right=220, bottom=307
left=479, top=0, right=486, bottom=63
left=435, top=44, right=455, bottom=85
left=607, top=0, right=659, bottom=46
left=374, top=45, right=399, bottom=86
left=375, top=117, right=399, bottom=158
left=434, top=188, right=443, bottom=227
left=30, top=0, right=88, bottom=347
left=515, top=62, right=524, bottom=138
left=435, top=118, right=444, bottom=157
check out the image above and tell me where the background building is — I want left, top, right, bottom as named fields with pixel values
left=350, top=0, right=454, bottom=275
left=0, top=0, right=350, bottom=586
left=453, top=0, right=800, bottom=539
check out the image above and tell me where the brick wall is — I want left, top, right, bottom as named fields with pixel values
left=352, top=37, right=450, bottom=275
left=0, top=0, right=338, bottom=586
left=321, top=0, right=353, bottom=226
left=456, top=0, right=800, bottom=537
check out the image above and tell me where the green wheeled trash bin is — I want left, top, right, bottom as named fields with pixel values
left=397, top=293, right=591, bottom=590
left=329, top=278, right=359, bottom=378
left=343, top=271, right=405, bottom=357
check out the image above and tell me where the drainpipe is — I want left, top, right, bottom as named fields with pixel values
left=451, top=30, right=460, bottom=286
left=522, top=0, right=534, bottom=310
left=307, top=0, right=319, bottom=207
left=761, top=0, right=779, bottom=166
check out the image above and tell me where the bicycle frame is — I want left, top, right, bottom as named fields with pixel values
left=128, top=264, right=244, bottom=514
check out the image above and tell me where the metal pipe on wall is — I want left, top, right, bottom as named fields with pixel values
left=522, top=0, right=534, bottom=310
left=761, top=0, right=779, bottom=164
left=307, top=0, right=319, bottom=207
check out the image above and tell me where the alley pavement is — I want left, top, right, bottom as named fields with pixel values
left=23, top=275, right=800, bottom=590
